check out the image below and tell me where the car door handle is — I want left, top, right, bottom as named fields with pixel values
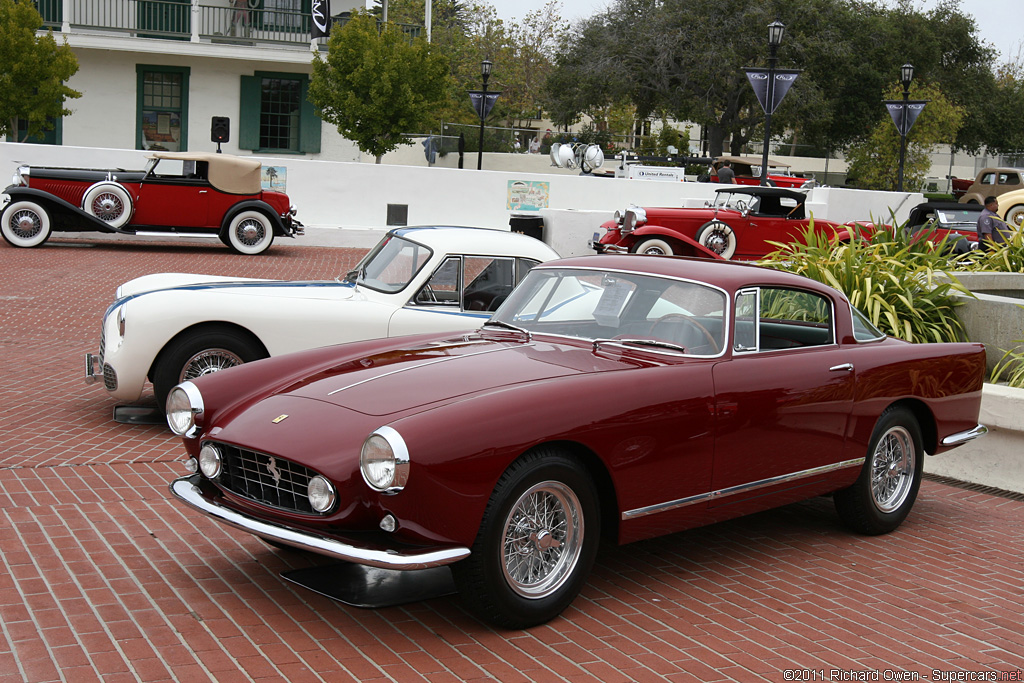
left=829, top=363, right=854, bottom=372
left=199, top=190, right=207, bottom=194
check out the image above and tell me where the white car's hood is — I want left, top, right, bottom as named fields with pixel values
left=116, top=272, right=358, bottom=302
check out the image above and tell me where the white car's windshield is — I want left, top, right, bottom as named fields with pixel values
left=349, top=234, right=434, bottom=293
left=490, top=268, right=727, bottom=355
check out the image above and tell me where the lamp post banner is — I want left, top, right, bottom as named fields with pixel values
left=884, top=100, right=929, bottom=136
left=311, top=0, right=329, bottom=38
left=469, top=91, right=500, bottom=120
left=744, top=69, right=801, bottom=115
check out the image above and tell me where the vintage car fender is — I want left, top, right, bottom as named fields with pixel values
left=220, top=199, right=291, bottom=237
left=2, top=186, right=134, bottom=234
left=629, top=224, right=724, bottom=259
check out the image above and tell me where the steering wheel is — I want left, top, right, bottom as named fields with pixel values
left=649, top=314, right=720, bottom=354
left=734, top=200, right=747, bottom=212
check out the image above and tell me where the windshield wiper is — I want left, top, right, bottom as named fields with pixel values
left=341, top=265, right=365, bottom=284
left=482, top=319, right=531, bottom=340
left=593, top=338, right=688, bottom=353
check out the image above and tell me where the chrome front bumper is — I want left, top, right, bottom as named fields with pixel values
left=169, top=476, right=471, bottom=570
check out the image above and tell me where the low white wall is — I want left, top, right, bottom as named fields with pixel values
left=1, top=142, right=923, bottom=254
left=927, top=384, right=1024, bottom=494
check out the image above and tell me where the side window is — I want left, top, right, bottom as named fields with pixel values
left=734, top=287, right=833, bottom=353
left=239, top=72, right=321, bottom=154
left=980, top=173, right=995, bottom=185
left=464, top=257, right=515, bottom=311
left=415, top=257, right=461, bottom=306
left=136, top=65, right=189, bottom=152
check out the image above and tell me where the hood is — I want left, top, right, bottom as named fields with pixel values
left=266, top=334, right=640, bottom=417
left=115, top=272, right=357, bottom=302
left=643, top=207, right=724, bottom=223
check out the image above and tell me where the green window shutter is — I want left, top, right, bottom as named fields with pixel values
left=239, top=75, right=260, bottom=151
left=299, top=79, right=321, bottom=154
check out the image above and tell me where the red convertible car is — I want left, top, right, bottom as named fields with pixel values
left=168, top=256, right=986, bottom=628
left=2, top=152, right=300, bottom=254
left=593, top=186, right=857, bottom=260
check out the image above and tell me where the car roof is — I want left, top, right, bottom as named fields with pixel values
left=914, top=201, right=981, bottom=212
left=539, top=254, right=846, bottom=301
left=389, top=226, right=560, bottom=260
left=148, top=151, right=262, bottom=194
left=714, top=186, right=807, bottom=201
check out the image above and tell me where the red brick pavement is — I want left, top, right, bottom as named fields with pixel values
left=1, top=235, right=1023, bottom=682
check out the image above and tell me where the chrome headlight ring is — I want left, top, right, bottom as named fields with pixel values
left=166, top=381, right=205, bottom=438
left=360, top=426, right=410, bottom=494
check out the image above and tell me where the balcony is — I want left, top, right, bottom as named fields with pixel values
left=36, top=0, right=421, bottom=48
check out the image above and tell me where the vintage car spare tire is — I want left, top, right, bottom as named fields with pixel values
left=696, top=220, right=737, bottom=259
left=1005, top=204, right=1024, bottom=228
left=451, top=447, right=600, bottom=629
left=1, top=200, right=52, bottom=248
left=226, top=210, right=275, bottom=255
left=833, top=406, right=923, bottom=535
left=83, top=182, right=134, bottom=228
left=630, top=237, right=676, bottom=256
left=152, top=326, right=268, bottom=408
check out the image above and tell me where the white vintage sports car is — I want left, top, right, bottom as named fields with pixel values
left=85, top=226, right=559, bottom=407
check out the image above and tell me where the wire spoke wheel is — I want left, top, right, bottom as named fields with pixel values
left=869, top=425, right=915, bottom=513
left=180, top=348, right=245, bottom=383
left=91, top=192, right=125, bottom=221
left=11, top=209, right=43, bottom=239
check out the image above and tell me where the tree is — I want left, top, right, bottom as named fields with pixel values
left=0, top=0, right=80, bottom=142
left=309, top=10, right=451, bottom=163
left=844, top=81, right=965, bottom=191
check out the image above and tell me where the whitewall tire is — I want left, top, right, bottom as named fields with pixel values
left=83, top=183, right=133, bottom=228
left=226, top=210, right=274, bottom=255
left=1, top=200, right=52, bottom=248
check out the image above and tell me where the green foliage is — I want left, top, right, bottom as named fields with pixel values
left=990, top=341, right=1024, bottom=387
left=309, top=11, right=451, bottom=162
left=844, top=80, right=964, bottom=191
left=957, top=221, right=1024, bottom=273
left=758, top=222, right=970, bottom=343
left=634, top=122, right=690, bottom=158
left=0, top=0, right=81, bottom=141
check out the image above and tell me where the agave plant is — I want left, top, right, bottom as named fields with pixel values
left=759, top=221, right=970, bottom=344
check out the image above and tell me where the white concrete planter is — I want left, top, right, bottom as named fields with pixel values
left=926, top=383, right=1024, bottom=494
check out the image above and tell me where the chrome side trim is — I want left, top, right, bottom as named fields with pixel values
left=621, top=457, right=866, bottom=521
left=940, top=423, right=988, bottom=447
left=170, top=477, right=470, bottom=570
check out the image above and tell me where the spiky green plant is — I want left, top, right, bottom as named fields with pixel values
left=958, top=225, right=1024, bottom=273
left=990, top=344, right=1024, bottom=387
left=759, top=222, right=970, bottom=343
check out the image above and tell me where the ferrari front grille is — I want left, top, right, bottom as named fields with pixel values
left=213, top=442, right=316, bottom=514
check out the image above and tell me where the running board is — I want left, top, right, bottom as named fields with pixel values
left=133, top=231, right=220, bottom=239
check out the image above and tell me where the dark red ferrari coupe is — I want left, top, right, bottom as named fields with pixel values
left=2, top=152, right=300, bottom=254
left=168, top=255, right=987, bottom=628
left=593, top=186, right=859, bottom=260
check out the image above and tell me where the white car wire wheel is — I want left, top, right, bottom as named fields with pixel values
left=451, top=447, right=600, bottom=629
left=226, top=210, right=274, bottom=255
left=629, top=237, right=676, bottom=256
left=834, top=406, right=923, bottom=535
left=151, top=326, right=267, bottom=408
left=1004, top=204, right=1024, bottom=228
left=1, top=200, right=52, bottom=248
left=695, top=220, right=738, bottom=259
left=82, top=183, right=133, bottom=228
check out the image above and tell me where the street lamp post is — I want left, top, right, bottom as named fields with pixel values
left=896, top=63, right=914, bottom=192
left=759, top=20, right=785, bottom=186
left=477, top=59, right=492, bottom=171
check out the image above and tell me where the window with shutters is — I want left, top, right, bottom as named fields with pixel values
left=239, top=72, right=321, bottom=154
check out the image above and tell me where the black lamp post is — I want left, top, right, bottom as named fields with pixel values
left=759, top=20, right=785, bottom=186
left=477, top=59, right=492, bottom=171
left=896, top=63, right=914, bottom=192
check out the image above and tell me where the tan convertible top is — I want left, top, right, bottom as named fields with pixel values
left=148, top=151, right=262, bottom=195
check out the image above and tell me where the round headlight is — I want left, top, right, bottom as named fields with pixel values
left=360, top=426, right=410, bottom=493
left=198, top=444, right=222, bottom=479
left=166, top=382, right=204, bottom=437
left=307, top=475, right=336, bottom=513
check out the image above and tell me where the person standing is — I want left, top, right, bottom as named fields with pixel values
left=717, top=160, right=736, bottom=184
left=977, top=196, right=1008, bottom=250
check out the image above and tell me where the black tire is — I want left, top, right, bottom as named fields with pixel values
left=152, top=326, right=267, bottom=408
left=834, top=406, right=923, bottom=535
left=630, top=237, right=676, bottom=256
left=696, top=220, right=737, bottom=259
left=451, top=448, right=600, bottom=629
left=226, top=210, right=274, bottom=255
left=1, top=200, right=52, bottom=248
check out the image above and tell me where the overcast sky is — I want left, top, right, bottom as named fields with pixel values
left=479, top=0, right=1021, bottom=63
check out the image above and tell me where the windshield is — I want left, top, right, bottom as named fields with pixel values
left=349, top=234, right=434, bottom=293
left=934, top=208, right=982, bottom=230
left=713, top=192, right=758, bottom=213
left=491, top=267, right=727, bottom=355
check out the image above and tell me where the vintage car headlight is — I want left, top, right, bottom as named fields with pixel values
left=360, top=426, right=410, bottom=493
left=198, top=443, right=222, bottom=479
left=166, top=382, right=204, bottom=437
left=622, top=207, right=646, bottom=233
left=307, top=475, right=336, bottom=513
left=613, top=209, right=624, bottom=225
left=13, top=166, right=29, bottom=186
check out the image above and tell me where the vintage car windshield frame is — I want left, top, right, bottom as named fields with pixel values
left=492, top=265, right=731, bottom=358
left=350, top=233, right=435, bottom=294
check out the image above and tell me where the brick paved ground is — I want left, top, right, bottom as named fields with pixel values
left=1, top=235, right=1022, bottom=683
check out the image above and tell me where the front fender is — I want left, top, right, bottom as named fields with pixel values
left=3, top=186, right=127, bottom=234
left=632, top=224, right=724, bottom=259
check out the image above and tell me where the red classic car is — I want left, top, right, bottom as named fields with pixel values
left=593, top=186, right=858, bottom=260
left=168, top=255, right=986, bottom=629
left=709, top=156, right=813, bottom=188
left=2, top=152, right=301, bottom=254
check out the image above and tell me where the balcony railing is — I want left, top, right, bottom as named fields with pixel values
left=35, top=0, right=421, bottom=47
